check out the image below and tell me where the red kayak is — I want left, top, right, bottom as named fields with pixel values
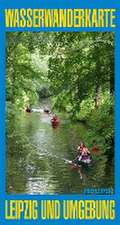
left=51, top=117, right=59, bottom=128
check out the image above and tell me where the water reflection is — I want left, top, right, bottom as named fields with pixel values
left=6, top=109, right=114, bottom=194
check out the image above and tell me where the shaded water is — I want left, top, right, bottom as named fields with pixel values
left=6, top=102, right=114, bottom=194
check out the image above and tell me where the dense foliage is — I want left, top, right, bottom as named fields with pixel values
left=6, top=32, right=114, bottom=153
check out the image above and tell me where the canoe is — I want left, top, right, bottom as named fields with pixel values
left=73, top=156, right=92, bottom=166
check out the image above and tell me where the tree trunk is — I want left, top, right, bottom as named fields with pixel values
left=95, top=82, right=101, bottom=108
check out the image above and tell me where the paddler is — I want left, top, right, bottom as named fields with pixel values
left=51, top=114, right=59, bottom=128
left=25, top=105, right=32, bottom=113
left=78, top=142, right=90, bottom=157
left=51, top=114, right=58, bottom=123
left=73, top=142, right=90, bottom=163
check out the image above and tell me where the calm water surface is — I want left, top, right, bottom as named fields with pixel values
left=6, top=103, right=114, bottom=194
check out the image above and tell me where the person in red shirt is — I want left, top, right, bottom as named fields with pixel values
left=51, top=114, right=59, bottom=127
left=52, top=114, right=58, bottom=122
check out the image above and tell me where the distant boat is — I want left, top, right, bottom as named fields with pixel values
left=32, top=108, right=44, bottom=113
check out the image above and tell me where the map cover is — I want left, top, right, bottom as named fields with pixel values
left=0, top=0, right=120, bottom=224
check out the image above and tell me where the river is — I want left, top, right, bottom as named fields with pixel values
left=6, top=101, right=114, bottom=194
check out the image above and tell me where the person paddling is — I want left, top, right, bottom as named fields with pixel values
left=25, top=106, right=31, bottom=113
left=51, top=114, right=59, bottom=127
left=73, top=142, right=90, bottom=163
left=44, top=107, right=51, bottom=114
left=51, top=114, right=57, bottom=121
left=78, top=142, right=90, bottom=157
